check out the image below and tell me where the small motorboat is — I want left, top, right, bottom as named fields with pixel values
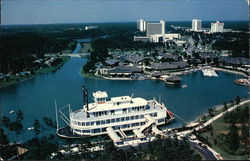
left=182, top=84, right=188, bottom=88
left=27, top=127, right=34, bottom=130
left=9, top=110, right=15, bottom=114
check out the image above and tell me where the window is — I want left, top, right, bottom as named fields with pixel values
left=111, top=119, right=115, bottom=123
left=140, top=115, right=144, bottom=119
left=78, top=122, right=81, bottom=126
left=82, top=122, right=85, bottom=126
left=86, top=122, right=90, bottom=126
left=158, top=118, right=165, bottom=123
left=111, top=110, right=115, bottom=115
left=123, top=108, right=127, bottom=113
left=96, top=121, right=100, bottom=125
left=101, top=120, right=105, bottom=124
left=135, top=115, right=139, bottom=119
left=126, top=117, right=130, bottom=121
left=121, top=117, right=125, bottom=121
left=90, top=122, right=94, bottom=125
left=131, top=116, right=134, bottom=120
left=116, top=118, right=120, bottom=122
left=93, top=129, right=100, bottom=133
left=141, top=122, right=145, bottom=125
left=106, top=119, right=110, bottom=124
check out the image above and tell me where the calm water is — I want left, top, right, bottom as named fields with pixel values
left=0, top=57, right=248, bottom=141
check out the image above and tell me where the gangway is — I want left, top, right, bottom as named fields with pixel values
left=106, top=127, right=122, bottom=143
left=139, top=115, right=156, bottom=133
left=152, top=126, right=163, bottom=135
left=133, top=129, right=146, bottom=139
left=118, top=129, right=127, bottom=139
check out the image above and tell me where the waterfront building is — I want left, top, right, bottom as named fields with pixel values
left=192, top=19, right=202, bottom=31
left=56, top=90, right=174, bottom=138
left=146, top=20, right=165, bottom=36
left=211, top=21, right=224, bottom=33
left=137, top=19, right=147, bottom=32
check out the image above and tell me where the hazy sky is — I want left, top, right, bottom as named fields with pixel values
left=2, top=0, right=249, bottom=25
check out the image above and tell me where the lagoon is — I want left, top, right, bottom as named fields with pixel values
left=0, top=57, right=248, bottom=141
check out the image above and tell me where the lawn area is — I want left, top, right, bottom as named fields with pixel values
left=80, top=42, right=92, bottom=53
left=199, top=102, right=250, bottom=160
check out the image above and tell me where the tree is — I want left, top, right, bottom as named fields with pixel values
left=228, top=124, right=240, bottom=151
left=241, top=124, right=249, bottom=145
left=223, top=102, right=228, bottom=111
left=235, top=96, right=240, bottom=106
left=0, top=127, right=9, bottom=145
left=33, top=119, right=41, bottom=137
left=1, top=116, right=10, bottom=129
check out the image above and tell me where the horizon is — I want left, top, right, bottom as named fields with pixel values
left=2, top=0, right=249, bottom=25
left=2, top=20, right=249, bottom=27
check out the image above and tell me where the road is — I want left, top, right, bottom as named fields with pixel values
left=189, top=140, right=217, bottom=160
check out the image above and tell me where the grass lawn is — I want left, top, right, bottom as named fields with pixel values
left=199, top=102, right=250, bottom=160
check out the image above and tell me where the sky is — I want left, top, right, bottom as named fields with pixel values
left=2, top=0, right=249, bottom=25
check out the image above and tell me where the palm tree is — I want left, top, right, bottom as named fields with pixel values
left=33, top=119, right=41, bottom=137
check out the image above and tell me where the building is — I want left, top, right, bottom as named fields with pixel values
left=192, top=19, right=202, bottom=31
left=211, top=21, right=224, bottom=33
left=137, top=19, right=147, bottom=32
left=150, top=34, right=181, bottom=43
left=85, top=26, right=98, bottom=30
left=134, top=36, right=152, bottom=42
left=146, top=20, right=165, bottom=36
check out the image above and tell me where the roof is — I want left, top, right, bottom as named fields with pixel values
left=105, top=59, right=119, bottom=65
left=219, top=57, right=249, bottom=65
left=87, top=97, right=148, bottom=113
left=151, top=61, right=189, bottom=70
left=151, top=71, right=170, bottom=77
left=108, top=66, right=142, bottom=74
left=166, top=75, right=181, bottom=82
left=200, top=53, right=218, bottom=59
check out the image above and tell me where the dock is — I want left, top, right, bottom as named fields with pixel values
left=202, top=69, right=218, bottom=77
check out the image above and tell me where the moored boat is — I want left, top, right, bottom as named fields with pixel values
left=56, top=86, right=174, bottom=138
left=234, top=79, right=250, bottom=87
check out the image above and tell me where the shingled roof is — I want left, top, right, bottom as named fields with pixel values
left=108, top=66, right=143, bottom=74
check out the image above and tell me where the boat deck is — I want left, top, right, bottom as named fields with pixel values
left=57, top=126, right=86, bottom=139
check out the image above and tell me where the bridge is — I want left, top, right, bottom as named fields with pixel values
left=45, top=53, right=90, bottom=58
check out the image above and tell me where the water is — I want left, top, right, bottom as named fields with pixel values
left=0, top=33, right=248, bottom=141
left=0, top=57, right=248, bottom=141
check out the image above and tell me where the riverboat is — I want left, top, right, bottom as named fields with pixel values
left=56, top=86, right=174, bottom=138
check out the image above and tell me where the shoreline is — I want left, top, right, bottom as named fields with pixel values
left=0, top=57, right=69, bottom=89
left=187, top=98, right=249, bottom=127
left=83, top=65, right=248, bottom=82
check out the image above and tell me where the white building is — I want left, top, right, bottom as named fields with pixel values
left=146, top=20, right=165, bottom=36
left=85, top=26, right=98, bottom=30
left=150, top=34, right=181, bottom=43
left=211, top=21, right=224, bottom=33
left=137, top=19, right=147, bottom=32
left=192, top=19, right=202, bottom=31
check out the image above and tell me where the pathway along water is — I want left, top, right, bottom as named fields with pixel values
left=0, top=43, right=248, bottom=142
